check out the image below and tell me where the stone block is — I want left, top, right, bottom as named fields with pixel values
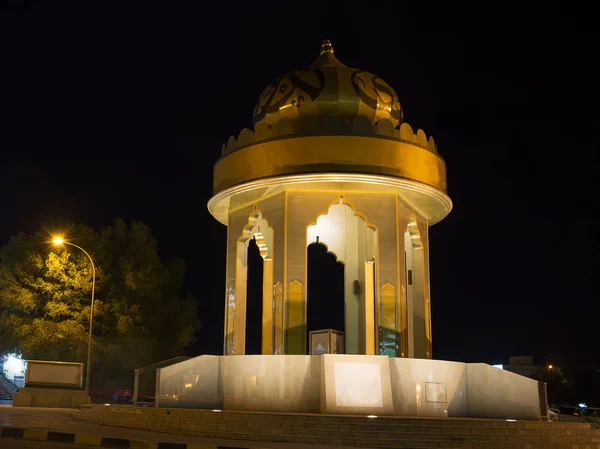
left=13, top=387, right=90, bottom=408
left=320, top=354, right=394, bottom=416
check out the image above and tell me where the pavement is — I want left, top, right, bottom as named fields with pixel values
left=0, top=404, right=334, bottom=449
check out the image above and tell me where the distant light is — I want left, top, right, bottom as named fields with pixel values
left=52, top=237, right=64, bottom=245
left=367, top=415, right=377, bottom=418
left=104, top=403, right=110, bottom=406
left=184, top=383, right=192, bottom=389
left=212, top=409, right=222, bottom=412
left=493, top=364, right=504, bottom=370
left=4, top=354, right=25, bottom=373
left=548, top=365, right=553, bottom=369
left=506, top=419, right=516, bottom=422
left=578, top=402, right=587, bottom=408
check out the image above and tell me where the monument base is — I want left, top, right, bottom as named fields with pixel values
left=13, top=387, right=91, bottom=408
left=156, top=354, right=546, bottom=421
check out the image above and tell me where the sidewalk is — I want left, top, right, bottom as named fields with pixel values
left=0, top=405, right=330, bottom=449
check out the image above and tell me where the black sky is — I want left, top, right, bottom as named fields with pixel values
left=1, top=1, right=598, bottom=368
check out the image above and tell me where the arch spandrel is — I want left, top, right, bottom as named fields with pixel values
left=237, top=208, right=274, bottom=260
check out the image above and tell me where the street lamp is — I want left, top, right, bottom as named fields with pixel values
left=52, top=237, right=95, bottom=395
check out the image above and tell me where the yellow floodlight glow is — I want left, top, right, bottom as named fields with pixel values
left=52, top=237, right=65, bottom=245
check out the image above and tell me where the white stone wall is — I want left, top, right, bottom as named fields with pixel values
left=158, top=355, right=321, bottom=413
left=389, top=357, right=468, bottom=417
left=466, top=363, right=541, bottom=420
left=157, top=355, right=542, bottom=420
left=157, top=355, right=221, bottom=409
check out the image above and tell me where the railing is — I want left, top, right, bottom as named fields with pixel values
left=0, top=373, right=19, bottom=398
left=552, top=405, right=600, bottom=428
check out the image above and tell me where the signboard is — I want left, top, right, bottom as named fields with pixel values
left=25, top=360, right=83, bottom=389
left=309, top=329, right=344, bottom=355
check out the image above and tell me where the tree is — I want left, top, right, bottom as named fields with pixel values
left=0, top=219, right=200, bottom=390
left=533, top=365, right=570, bottom=406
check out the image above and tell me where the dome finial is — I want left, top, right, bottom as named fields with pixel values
left=320, top=39, right=334, bottom=55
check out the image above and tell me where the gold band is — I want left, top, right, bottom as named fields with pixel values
left=214, top=135, right=447, bottom=195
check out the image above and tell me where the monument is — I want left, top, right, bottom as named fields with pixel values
left=156, top=41, right=546, bottom=420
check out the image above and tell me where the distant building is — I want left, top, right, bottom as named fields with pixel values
left=496, top=356, right=543, bottom=379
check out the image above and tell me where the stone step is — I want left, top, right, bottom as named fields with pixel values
left=84, top=409, right=595, bottom=434
left=86, top=407, right=592, bottom=428
left=100, top=427, right=600, bottom=448
left=80, top=406, right=600, bottom=448
left=130, top=424, right=600, bottom=444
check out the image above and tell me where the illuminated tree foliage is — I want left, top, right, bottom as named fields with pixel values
left=0, top=219, right=200, bottom=389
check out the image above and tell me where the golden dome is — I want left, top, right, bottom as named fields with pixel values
left=252, top=40, right=403, bottom=128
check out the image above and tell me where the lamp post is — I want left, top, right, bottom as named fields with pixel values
left=52, top=237, right=95, bottom=395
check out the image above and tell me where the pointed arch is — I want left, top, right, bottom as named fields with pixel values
left=306, top=195, right=378, bottom=234
left=237, top=208, right=274, bottom=259
left=306, top=239, right=346, bottom=266
left=230, top=207, right=276, bottom=355
left=305, top=197, right=378, bottom=355
left=305, top=242, right=345, bottom=354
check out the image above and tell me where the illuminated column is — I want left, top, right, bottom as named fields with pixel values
left=286, top=191, right=338, bottom=354
left=404, top=215, right=431, bottom=359
left=223, top=208, right=251, bottom=355
left=261, top=258, right=273, bottom=354
left=345, top=193, right=401, bottom=357
left=257, top=193, right=286, bottom=355
left=363, top=260, right=376, bottom=355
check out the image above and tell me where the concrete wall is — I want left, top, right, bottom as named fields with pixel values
left=158, top=355, right=221, bottom=409
left=221, top=355, right=321, bottom=413
left=14, top=387, right=90, bottom=408
left=389, top=357, right=468, bottom=418
left=158, top=355, right=321, bottom=413
left=466, top=363, right=541, bottom=420
left=157, top=354, right=542, bottom=420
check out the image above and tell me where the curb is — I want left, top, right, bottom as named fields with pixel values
left=0, top=426, right=250, bottom=449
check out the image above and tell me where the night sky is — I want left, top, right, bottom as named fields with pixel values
left=1, top=2, right=598, bottom=368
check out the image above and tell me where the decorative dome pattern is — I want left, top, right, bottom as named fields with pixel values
left=252, top=40, right=403, bottom=128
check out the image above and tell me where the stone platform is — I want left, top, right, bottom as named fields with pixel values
left=155, top=354, right=545, bottom=421
left=80, top=405, right=600, bottom=448
left=13, top=387, right=90, bottom=408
